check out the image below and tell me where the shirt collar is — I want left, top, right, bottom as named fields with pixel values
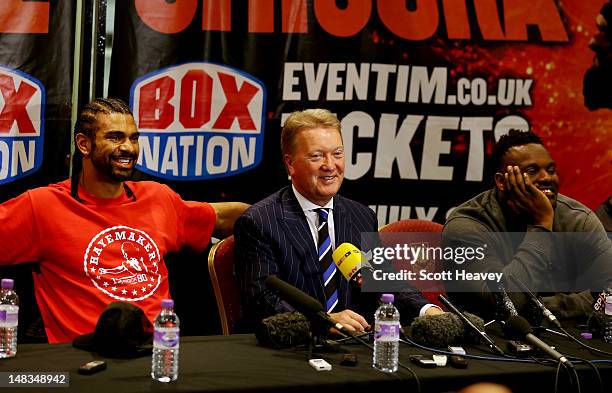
left=76, top=181, right=134, bottom=205
left=291, top=184, right=334, bottom=213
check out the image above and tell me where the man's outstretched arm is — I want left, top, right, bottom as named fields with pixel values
left=210, top=202, right=250, bottom=238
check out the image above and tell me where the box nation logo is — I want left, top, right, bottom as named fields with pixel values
left=0, top=65, right=45, bottom=184
left=130, top=62, right=266, bottom=180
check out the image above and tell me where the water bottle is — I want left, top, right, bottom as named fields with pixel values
left=0, top=279, right=19, bottom=358
left=151, top=299, right=180, bottom=382
left=373, top=293, right=400, bottom=373
left=604, top=296, right=612, bottom=344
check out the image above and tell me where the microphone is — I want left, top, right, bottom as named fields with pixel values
left=505, top=315, right=573, bottom=368
left=332, top=242, right=372, bottom=288
left=265, top=275, right=344, bottom=333
left=507, top=274, right=561, bottom=329
left=438, top=295, right=505, bottom=356
left=255, top=312, right=311, bottom=348
left=408, top=311, right=485, bottom=348
left=487, top=281, right=518, bottom=321
left=264, top=276, right=375, bottom=351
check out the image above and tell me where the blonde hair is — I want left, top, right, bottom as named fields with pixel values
left=280, top=109, right=341, bottom=156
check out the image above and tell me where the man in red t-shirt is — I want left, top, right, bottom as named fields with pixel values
left=0, top=98, right=248, bottom=343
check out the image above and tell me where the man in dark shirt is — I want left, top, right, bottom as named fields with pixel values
left=595, top=196, right=612, bottom=232
left=443, top=130, right=612, bottom=319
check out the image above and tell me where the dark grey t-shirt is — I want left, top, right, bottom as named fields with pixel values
left=442, top=189, right=612, bottom=318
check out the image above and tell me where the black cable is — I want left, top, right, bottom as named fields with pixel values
left=400, top=333, right=558, bottom=364
left=554, top=360, right=581, bottom=393
left=401, top=329, right=591, bottom=393
left=568, top=356, right=604, bottom=393
left=345, top=332, right=602, bottom=393
left=544, top=351, right=580, bottom=393
left=398, top=361, right=421, bottom=393
left=558, top=326, right=612, bottom=357
left=554, top=360, right=562, bottom=393
left=398, top=329, right=608, bottom=393
left=529, top=355, right=555, bottom=366
left=337, top=330, right=373, bottom=350
left=568, top=362, right=577, bottom=393
left=333, top=331, right=371, bottom=343
left=541, top=359, right=582, bottom=390
left=333, top=331, right=421, bottom=393
left=507, top=273, right=611, bottom=359
left=569, top=363, right=582, bottom=393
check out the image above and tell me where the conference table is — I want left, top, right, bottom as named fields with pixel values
left=2, top=331, right=612, bottom=393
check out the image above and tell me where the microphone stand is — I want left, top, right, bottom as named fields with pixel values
left=305, top=318, right=346, bottom=359
left=438, top=295, right=505, bottom=356
left=506, top=274, right=561, bottom=329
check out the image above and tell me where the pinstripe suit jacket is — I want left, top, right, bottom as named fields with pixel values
left=235, top=186, right=428, bottom=327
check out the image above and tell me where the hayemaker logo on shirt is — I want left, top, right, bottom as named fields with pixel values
left=83, top=226, right=162, bottom=301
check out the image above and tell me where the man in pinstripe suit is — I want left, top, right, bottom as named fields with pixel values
left=235, top=109, right=442, bottom=332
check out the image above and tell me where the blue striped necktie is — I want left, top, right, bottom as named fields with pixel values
left=316, top=208, right=338, bottom=312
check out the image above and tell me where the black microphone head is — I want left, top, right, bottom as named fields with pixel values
left=255, top=312, right=311, bottom=348
left=462, top=312, right=486, bottom=344
left=265, top=275, right=325, bottom=316
left=409, top=313, right=464, bottom=348
left=505, top=315, right=533, bottom=339
left=487, top=282, right=518, bottom=321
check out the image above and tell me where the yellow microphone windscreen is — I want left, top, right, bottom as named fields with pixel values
left=332, top=242, right=363, bottom=281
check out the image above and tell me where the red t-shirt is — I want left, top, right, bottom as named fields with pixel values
left=0, top=180, right=216, bottom=343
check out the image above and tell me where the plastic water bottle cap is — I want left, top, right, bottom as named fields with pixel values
left=161, top=299, right=174, bottom=308
left=381, top=293, right=394, bottom=303
left=1, top=279, right=14, bottom=289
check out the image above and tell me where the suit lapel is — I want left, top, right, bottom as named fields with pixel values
left=334, top=196, right=350, bottom=245
left=278, top=188, right=321, bottom=274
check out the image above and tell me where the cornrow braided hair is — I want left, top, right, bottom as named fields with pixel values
left=71, top=98, right=133, bottom=201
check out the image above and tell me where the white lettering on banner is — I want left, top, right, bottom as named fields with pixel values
left=462, top=117, right=492, bottom=181
left=0, top=66, right=45, bottom=185
left=327, top=63, right=345, bottom=100
left=408, top=66, right=447, bottom=104
left=281, top=111, right=529, bottom=182
left=131, top=62, right=265, bottom=180
left=420, top=116, right=457, bottom=181
left=281, top=62, right=533, bottom=183
left=371, top=63, right=397, bottom=101
left=282, top=63, right=532, bottom=106
left=374, top=114, right=420, bottom=179
left=346, top=63, right=369, bottom=100
left=342, top=111, right=375, bottom=180
left=369, top=205, right=440, bottom=227
left=138, top=134, right=256, bottom=177
left=0, top=140, right=36, bottom=180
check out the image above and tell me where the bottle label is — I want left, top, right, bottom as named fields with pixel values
left=374, top=321, right=400, bottom=342
left=605, top=297, right=612, bottom=316
left=154, top=327, right=180, bottom=349
left=0, top=305, right=18, bottom=328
